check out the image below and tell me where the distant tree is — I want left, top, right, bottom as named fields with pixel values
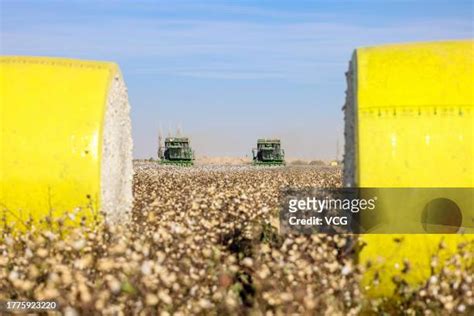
left=309, top=160, right=326, bottom=166
left=290, top=160, right=308, bottom=165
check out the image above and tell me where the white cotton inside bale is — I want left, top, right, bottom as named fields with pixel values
left=100, top=74, right=133, bottom=223
left=343, top=56, right=356, bottom=187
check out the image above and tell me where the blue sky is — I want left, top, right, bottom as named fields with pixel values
left=1, top=1, right=472, bottom=159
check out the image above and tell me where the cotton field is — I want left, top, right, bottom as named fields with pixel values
left=0, top=162, right=472, bottom=315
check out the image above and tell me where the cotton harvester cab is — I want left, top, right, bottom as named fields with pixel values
left=159, top=137, right=194, bottom=166
left=252, top=139, right=285, bottom=165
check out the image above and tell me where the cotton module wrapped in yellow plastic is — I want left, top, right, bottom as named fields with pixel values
left=0, top=57, right=133, bottom=227
left=343, top=40, right=474, bottom=296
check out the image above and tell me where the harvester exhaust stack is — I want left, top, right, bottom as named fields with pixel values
left=157, top=127, right=164, bottom=160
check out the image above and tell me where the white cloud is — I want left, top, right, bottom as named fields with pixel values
left=2, top=16, right=471, bottom=82
left=1, top=2, right=472, bottom=158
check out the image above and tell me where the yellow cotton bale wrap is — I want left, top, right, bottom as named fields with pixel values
left=0, top=56, right=133, bottom=227
left=343, top=40, right=474, bottom=296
